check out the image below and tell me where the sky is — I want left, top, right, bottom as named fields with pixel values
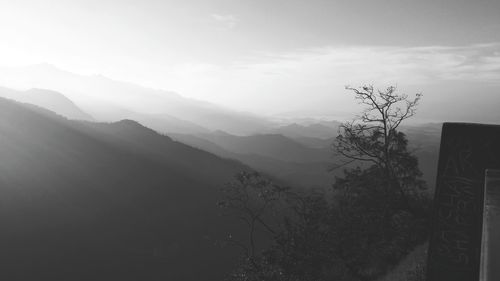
left=0, top=0, right=499, bottom=120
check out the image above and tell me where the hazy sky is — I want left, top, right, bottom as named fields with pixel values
left=0, top=0, right=499, bottom=119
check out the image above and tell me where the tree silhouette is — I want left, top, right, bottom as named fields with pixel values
left=330, top=85, right=429, bottom=279
left=333, top=85, right=424, bottom=207
left=217, top=171, right=288, bottom=269
left=220, top=85, right=430, bottom=281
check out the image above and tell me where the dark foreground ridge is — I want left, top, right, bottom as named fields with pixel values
left=0, top=97, right=249, bottom=281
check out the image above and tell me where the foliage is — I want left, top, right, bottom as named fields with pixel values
left=219, top=85, right=431, bottom=281
left=334, top=85, right=424, bottom=205
left=329, top=85, right=430, bottom=279
left=331, top=166, right=429, bottom=279
left=377, top=243, right=428, bottom=281
left=218, top=171, right=289, bottom=263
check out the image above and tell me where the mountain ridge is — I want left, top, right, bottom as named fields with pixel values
left=0, top=96, right=251, bottom=281
left=0, top=64, right=274, bottom=135
left=0, top=86, right=93, bottom=121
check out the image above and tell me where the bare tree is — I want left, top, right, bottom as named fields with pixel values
left=333, top=85, right=423, bottom=202
left=217, top=171, right=288, bottom=268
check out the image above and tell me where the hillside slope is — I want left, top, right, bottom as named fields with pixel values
left=171, top=133, right=335, bottom=188
left=197, top=131, right=331, bottom=163
left=0, top=86, right=93, bottom=120
left=0, top=97, right=249, bottom=281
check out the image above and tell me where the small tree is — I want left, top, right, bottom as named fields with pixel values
left=217, top=171, right=288, bottom=269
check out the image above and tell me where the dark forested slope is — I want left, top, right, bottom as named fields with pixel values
left=0, top=97, right=248, bottom=281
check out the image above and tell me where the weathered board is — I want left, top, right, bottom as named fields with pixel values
left=426, top=123, right=500, bottom=281
left=480, top=170, right=500, bottom=281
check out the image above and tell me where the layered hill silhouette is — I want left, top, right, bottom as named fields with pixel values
left=0, top=64, right=272, bottom=135
left=196, top=131, right=331, bottom=163
left=0, top=86, right=93, bottom=121
left=172, top=123, right=441, bottom=190
left=0, top=97, right=250, bottom=281
left=171, top=132, right=335, bottom=188
left=265, top=121, right=340, bottom=139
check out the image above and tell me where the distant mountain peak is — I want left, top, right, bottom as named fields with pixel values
left=0, top=63, right=275, bottom=134
left=0, top=86, right=94, bottom=121
left=115, top=119, right=143, bottom=127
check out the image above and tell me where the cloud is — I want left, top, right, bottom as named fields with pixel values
left=211, top=13, right=238, bottom=29
left=162, top=43, right=500, bottom=116
left=236, top=43, right=500, bottom=85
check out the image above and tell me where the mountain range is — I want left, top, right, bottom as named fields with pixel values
left=171, top=124, right=441, bottom=190
left=171, top=132, right=336, bottom=189
left=0, top=74, right=441, bottom=190
left=0, top=65, right=444, bottom=280
left=0, top=86, right=93, bottom=121
left=0, top=96, right=252, bottom=280
left=0, top=64, right=273, bottom=135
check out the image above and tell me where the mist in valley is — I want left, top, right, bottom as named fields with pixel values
left=0, top=0, right=499, bottom=280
